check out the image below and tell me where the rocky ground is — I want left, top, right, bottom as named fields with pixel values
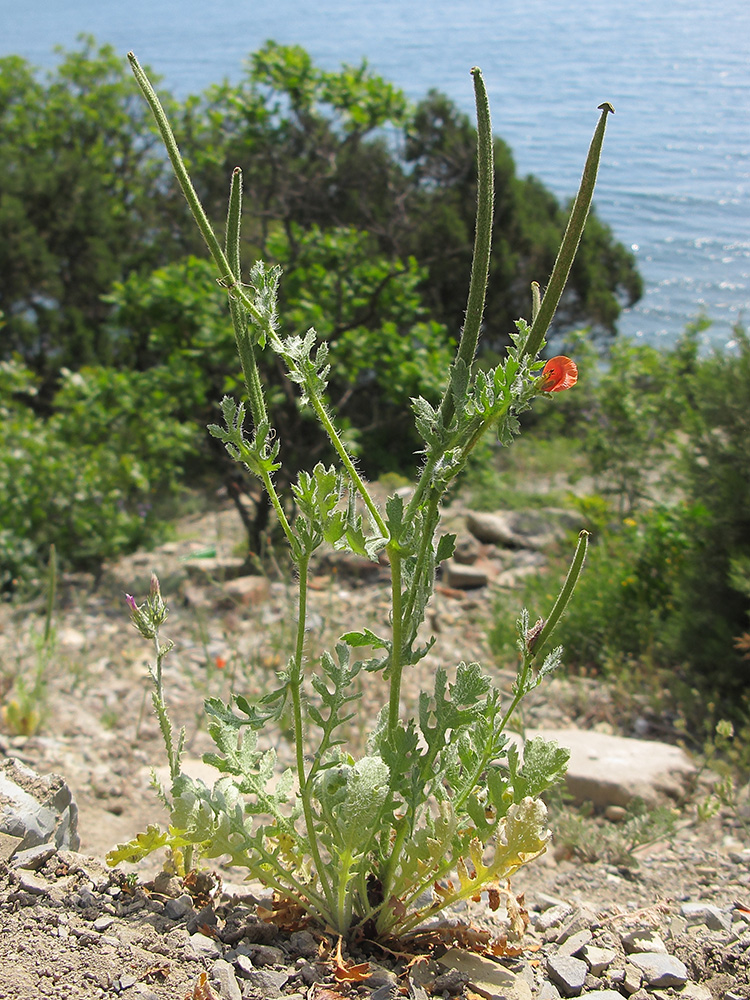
left=0, top=495, right=748, bottom=1000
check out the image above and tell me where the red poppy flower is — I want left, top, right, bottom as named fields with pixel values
left=215, top=656, right=227, bottom=670
left=541, top=356, right=578, bottom=392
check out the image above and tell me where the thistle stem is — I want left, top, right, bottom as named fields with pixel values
left=290, top=555, right=335, bottom=913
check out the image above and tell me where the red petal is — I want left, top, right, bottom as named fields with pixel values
left=541, top=356, right=578, bottom=392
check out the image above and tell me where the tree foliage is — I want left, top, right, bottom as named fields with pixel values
left=0, top=38, right=642, bottom=577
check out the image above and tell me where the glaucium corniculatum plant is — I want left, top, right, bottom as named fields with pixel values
left=108, top=53, right=613, bottom=940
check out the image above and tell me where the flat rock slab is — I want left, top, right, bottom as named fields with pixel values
left=525, top=728, right=696, bottom=808
left=629, top=952, right=688, bottom=987
left=0, top=758, right=79, bottom=851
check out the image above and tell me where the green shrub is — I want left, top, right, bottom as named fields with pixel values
left=490, top=327, right=750, bottom=719
left=0, top=361, right=196, bottom=582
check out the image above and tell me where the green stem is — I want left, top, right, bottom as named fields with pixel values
left=386, top=547, right=404, bottom=732
left=307, top=389, right=388, bottom=538
left=289, top=554, right=335, bottom=913
left=130, top=54, right=272, bottom=435
left=405, top=69, right=493, bottom=524
left=128, top=53, right=242, bottom=296
left=498, top=529, right=589, bottom=733
left=437, top=67, right=494, bottom=430
left=531, top=529, right=589, bottom=660
left=522, top=103, right=614, bottom=360
left=43, top=544, right=56, bottom=646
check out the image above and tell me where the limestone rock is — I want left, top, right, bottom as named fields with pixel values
left=466, top=509, right=568, bottom=550
left=628, top=953, right=688, bottom=988
left=221, top=574, right=270, bottom=607
left=442, top=559, right=490, bottom=590
left=546, top=954, right=588, bottom=996
left=0, top=757, right=79, bottom=851
left=524, top=728, right=696, bottom=808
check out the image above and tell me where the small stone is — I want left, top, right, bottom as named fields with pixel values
left=668, top=914, right=688, bottom=938
left=164, top=893, right=195, bottom=920
left=16, top=870, right=50, bottom=895
left=694, top=865, right=717, bottom=879
left=234, top=954, right=255, bottom=977
left=537, top=983, right=561, bottom=1000
left=604, top=805, right=628, bottom=822
left=248, top=943, right=285, bottom=966
left=117, top=974, right=138, bottom=990
left=10, top=842, right=56, bottom=869
left=654, top=983, right=712, bottom=1000
left=556, top=908, right=598, bottom=943
left=151, top=872, right=183, bottom=897
left=628, top=953, right=688, bottom=988
left=546, top=955, right=588, bottom=997
left=442, top=560, right=489, bottom=590
left=93, top=915, right=115, bottom=932
left=0, top=832, right=25, bottom=863
left=186, top=932, right=222, bottom=960
left=366, top=964, right=398, bottom=988
left=579, top=992, right=625, bottom=1000
left=535, top=903, right=573, bottom=932
left=222, top=575, right=270, bottom=606
left=187, top=903, right=218, bottom=935
left=288, top=930, right=318, bottom=959
left=557, top=929, right=592, bottom=957
left=621, top=964, right=643, bottom=995
left=432, top=969, right=468, bottom=995
left=239, top=969, right=289, bottom=998
left=680, top=902, right=732, bottom=932
left=580, top=945, right=617, bottom=976
left=210, top=959, right=242, bottom=1000
left=622, top=928, right=668, bottom=954
left=295, top=960, right=320, bottom=985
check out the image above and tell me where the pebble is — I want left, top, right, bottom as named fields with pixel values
left=93, top=915, right=115, bottom=932
left=538, top=983, right=562, bottom=1000
left=164, top=894, right=195, bottom=920
left=239, top=969, right=290, bottom=998
left=580, top=945, right=617, bottom=976
left=580, top=992, right=624, bottom=1000
left=628, top=952, right=688, bottom=988
left=16, top=870, right=50, bottom=896
left=535, top=903, right=573, bottom=932
left=556, top=908, right=598, bottom=944
left=248, top=943, right=285, bottom=966
left=622, top=929, right=668, bottom=954
left=620, top=963, right=643, bottom=994
left=11, top=843, right=57, bottom=870
left=557, top=929, right=592, bottom=958
left=211, top=958, right=242, bottom=1000
left=234, top=954, right=255, bottom=977
left=546, top=955, right=588, bottom=996
left=288, top=930, right=318, bottom=959
left=680, top=901, right=733, bottom=932
left=185, top=932, right=222, bottom=960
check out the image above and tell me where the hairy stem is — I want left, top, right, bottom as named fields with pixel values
left=386, top=547, right=404, bottom=732
left=290, top=554, right=335, bottom=912
left=306, top=388, right=388, bottom=538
